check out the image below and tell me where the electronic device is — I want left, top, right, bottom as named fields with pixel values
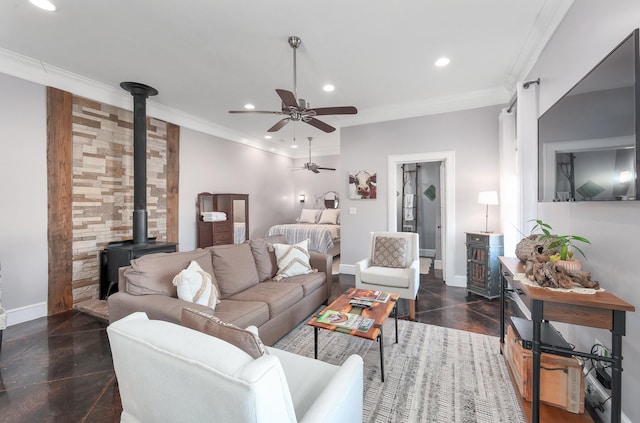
left=510, top=316, right=573, bottom=356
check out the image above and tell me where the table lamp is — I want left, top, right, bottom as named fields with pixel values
left=478, top=191, right=499, bottom=233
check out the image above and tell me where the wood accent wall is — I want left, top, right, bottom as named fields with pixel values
left=47, top=87, right=74, bottom=314
left=46, top=87, right=181, bottom=313
left=166, top=123, right=180, bottom=245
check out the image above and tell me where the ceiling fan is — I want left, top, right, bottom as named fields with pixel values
left=292, top=137, right=336, bottom=173
left=229, top=36, right=357, bottom=133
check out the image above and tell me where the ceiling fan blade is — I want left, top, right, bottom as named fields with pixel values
left=229, top=110, right=284, bottom=114
left=316, top=167, right=336, bottom=171
left=275, top=89, right=298, bottom=108
left=267, top=118, right=290, bottom=132
left=309, top=106, right=358, bottom=116
left=304, top=117, right=336, bottom=133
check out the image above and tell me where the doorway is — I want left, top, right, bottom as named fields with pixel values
left=387, top=151, right=455, bottom=284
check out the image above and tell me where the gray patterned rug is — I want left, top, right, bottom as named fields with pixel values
left=274, top=318, right=526, bottom=423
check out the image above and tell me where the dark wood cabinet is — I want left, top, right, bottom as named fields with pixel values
left=465, top=232, right=503, bottom=299
left=196, top=193, right=249, bottom=248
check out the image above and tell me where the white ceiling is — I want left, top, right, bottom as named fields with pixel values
left=0, top=0, right=573, bottom=157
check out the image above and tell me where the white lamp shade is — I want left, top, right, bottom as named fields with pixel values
left=478, top=191, right=499, bottom=205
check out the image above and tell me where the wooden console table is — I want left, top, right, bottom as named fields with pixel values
left=499, top=257, right=635, bottom=423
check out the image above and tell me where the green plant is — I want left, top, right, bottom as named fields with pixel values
left=528, top=219, right=590, bottom=260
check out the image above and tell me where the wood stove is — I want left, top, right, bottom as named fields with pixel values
left=101, top=82, right=176, bottom=299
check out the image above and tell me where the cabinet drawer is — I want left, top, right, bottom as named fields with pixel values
left=213, top=231, right=232, bottom=244
left=466, top=233, right=489, bottom=245
left=213, top=222, right=232, bottom=233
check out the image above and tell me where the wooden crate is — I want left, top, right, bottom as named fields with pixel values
left=504, top=324, right=585, bottom=414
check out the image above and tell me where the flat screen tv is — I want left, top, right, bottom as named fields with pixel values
left=538, top=29, right=640, bottom=202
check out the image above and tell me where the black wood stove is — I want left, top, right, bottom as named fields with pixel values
left=101, top=82, right=176, bottom=299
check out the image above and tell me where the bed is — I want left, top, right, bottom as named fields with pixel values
left=267, top=223, right=340, bottom=256
left=267, top=207, right=340, bottom=255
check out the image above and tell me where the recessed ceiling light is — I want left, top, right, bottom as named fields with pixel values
left=29, top=0, right=56, bottom=11
left=435, top=57, right=450, bottom=67
left=244, top=103, right=255, bottom=110
left=264, top=135, right=272, bottom=140
left=323, top=84, right=335, bottom=92
left=291, top=144, right=298, bottom=149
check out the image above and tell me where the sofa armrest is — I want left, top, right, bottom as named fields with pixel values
left=309, top=253, right=332, bottom=286
left=107, top=292, right=214, bottom=324
left=299, top=354, right=363, bottom=423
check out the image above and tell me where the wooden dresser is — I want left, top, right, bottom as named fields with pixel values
left=196, top=193, right=249, bottom=248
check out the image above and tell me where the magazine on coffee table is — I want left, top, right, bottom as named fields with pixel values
left=316, top=310, right=375, bottom=332
left=351, top=289, right=390, bottom=303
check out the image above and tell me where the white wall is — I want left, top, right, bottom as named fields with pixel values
left=178, top=127, right=297, bottom=251
left=0, top=73, right=48, bottom=324
left=292, top=154, right=341, bottom=217
left=529, top=2, right=640, bottom=421
left=340, top=104, right=503, bottom=284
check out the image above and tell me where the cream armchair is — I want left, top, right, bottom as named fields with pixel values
left=107, top=312, right=363, bottom=423
left=355, top=232, right=420, bottom=320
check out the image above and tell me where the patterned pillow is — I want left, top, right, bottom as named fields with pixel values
left=172, top=260, right=220, bottom=309
left=272, top=239, right=317, bottom=281
left=371, top=236, right=408, bottom=268
left=181, top=308, right=268, bottom=359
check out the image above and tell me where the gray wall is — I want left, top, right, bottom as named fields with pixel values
left=291, top=154, right=341, bottom=218
left=530, top=2, right=640, bottom=421
left=179, top=127, right=297, bottom=250
left=0, top=73, right=48, bottom=321
left=339, top=104, right=503, bottom=285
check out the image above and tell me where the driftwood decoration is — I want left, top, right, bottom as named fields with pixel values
left=515, top=234, right=561, bottom=262
left=524, top=255, right=600, bottom=290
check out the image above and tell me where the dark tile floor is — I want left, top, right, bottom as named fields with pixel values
left=0, top=269, right=518, bottom=422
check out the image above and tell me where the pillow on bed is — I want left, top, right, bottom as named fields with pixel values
left=298, top=208, right=320, bottom=224
left=318, top=208, right=340, bottom=225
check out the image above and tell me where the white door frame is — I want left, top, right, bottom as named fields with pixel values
left=388, top=151, right=455, bottom=284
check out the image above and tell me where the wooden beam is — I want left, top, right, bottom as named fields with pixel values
left=166, top=122, right=180, bottom=245
left=47, top=87, right=73, bottom=315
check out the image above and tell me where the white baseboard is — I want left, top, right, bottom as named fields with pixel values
left=6, top=302, right=47, bottom=326
left=339, top=263, right=355, bottom=275
left=447, top=275, right=467, bottom=288
left=420, top=248, right=435, bottom=257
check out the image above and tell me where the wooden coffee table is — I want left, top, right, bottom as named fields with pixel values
left=307, top=287, right=399, bottom=381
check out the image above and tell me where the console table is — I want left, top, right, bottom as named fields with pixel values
left=499, top=257, right=635, bottom=423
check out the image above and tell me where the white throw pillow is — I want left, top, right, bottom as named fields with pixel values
left=318, top=208, right=340, bottom=224
left=272, top=239, right=317, bottom=281
left=172, top=260, right=220, bottom=308
left=298, top=209, right=320, bottom=224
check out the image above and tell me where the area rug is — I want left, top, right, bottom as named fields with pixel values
left=274, top=318, right=526, bottom=423
left=420, top=257, right=432, bottom=275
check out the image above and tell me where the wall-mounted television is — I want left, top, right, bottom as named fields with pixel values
left=538, top=29, right=640, bottom=202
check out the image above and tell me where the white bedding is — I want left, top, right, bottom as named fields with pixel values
left=267, top=224, right=340, bottom=255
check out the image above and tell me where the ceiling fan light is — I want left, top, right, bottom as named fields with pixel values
left=323, top=84, right=335, bottom=92
left=243, top=103, right=255, bottom=110
left=291, top=144, right=298, bottom=149
left=29, top=0, right=56, bottom=11
left=435, top=57, right=450, bottom=67
left=264, top=135, right=272, bottom=139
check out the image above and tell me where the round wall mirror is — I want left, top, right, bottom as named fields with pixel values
left=323, top=191, right=339, bottom=209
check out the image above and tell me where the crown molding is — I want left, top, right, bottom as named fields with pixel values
left=0, top=47, right=294, bottom=157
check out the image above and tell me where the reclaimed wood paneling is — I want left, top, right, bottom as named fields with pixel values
left=47, top=87, right=73, bottom=314
left=166, top=122, right=180, bottom=245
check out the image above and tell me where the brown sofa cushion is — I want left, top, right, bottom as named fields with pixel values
left=181, top=308, right=268, bottom=359
left=249, top=235, right=288, bottom=282
left=125, top=249, right=216, bottom=297
left=228, top=282, right=303, bottom=319
left=209, top=243, right=259, bottom=299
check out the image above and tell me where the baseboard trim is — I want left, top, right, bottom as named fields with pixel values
left=6, top=302, right=47, bottom=326
left=339, top=263, right=355, bottom=275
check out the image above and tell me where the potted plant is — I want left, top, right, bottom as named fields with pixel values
left=531, top=219, right=591, bottom=271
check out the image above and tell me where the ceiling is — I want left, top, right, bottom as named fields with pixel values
left=0, top=0, right=573, bottom=158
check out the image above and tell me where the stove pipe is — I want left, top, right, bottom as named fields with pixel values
left=120, top=82, right=158, bottom=245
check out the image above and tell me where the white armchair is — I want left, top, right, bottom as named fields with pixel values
left=355, top=232, right=420, bottom=320
left=107, top=312, right=363, bottom=423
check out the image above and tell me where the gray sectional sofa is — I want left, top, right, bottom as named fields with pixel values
left=107, top=235, right=332, bottom=345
